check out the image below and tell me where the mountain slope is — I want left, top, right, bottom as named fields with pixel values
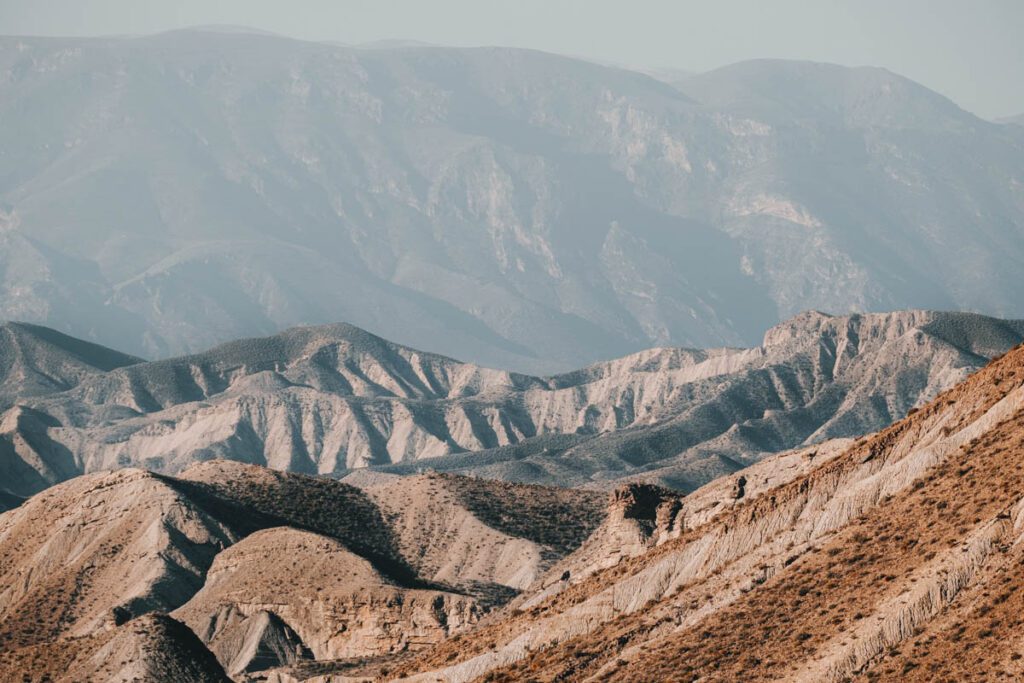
left=66, top=614, right=232, bottom=683
left=0, top=459, right=603, bottom=680
left=0, top=321, right=141, bottom=408
left=6, top=342, right=1024, bottom=681
left=1, top=33, right=1023, bottom=371
left=0, top=613, right=232, bottom=683
left=1, top=310, right=1022, bottom=498
left=387, top=341, right=1024, bottom=682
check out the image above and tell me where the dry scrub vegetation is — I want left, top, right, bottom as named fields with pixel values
left=442, top=474, right=606, bottom=556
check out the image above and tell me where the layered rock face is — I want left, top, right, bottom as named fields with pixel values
left=2, top=32, right=1024, bottom=373
left=0, top=460, right=604, bottom=681
left=2, top=310, right=1022, bottom=498
left=175, top=527, right=483, bottom=664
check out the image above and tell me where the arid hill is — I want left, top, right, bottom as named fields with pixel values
left=3, top=310, right=1022, bottom=500
left=0, top=462, right=603, bottom=682
left=368, top=340, right=1024, bottom=682
left=3, top=340, right=1024, bottom=681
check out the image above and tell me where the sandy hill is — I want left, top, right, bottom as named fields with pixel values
left=1, top=612, right=232, bottom=683
left=2, top=310, right=1022, bottom=501
left=0, top=461, right=603, bottom=681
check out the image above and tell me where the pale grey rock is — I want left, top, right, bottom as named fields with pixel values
left=206, top=609, right=313, bottom=677
left=1, top=310, right=1020, bottom=497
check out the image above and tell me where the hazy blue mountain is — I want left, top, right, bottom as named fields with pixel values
left=1, top=33, right=1023, bottom=372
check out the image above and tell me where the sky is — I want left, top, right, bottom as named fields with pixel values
left=1, top=0, right=1022, bottom=120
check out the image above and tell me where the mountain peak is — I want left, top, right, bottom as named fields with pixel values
left=679, top=58, right=977, bottom=129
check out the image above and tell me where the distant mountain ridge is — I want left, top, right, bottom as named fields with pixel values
left=1, top=309, right=1021, bottom=499
left=1, top=32, right=1023, bottom=371
left=0, top=321, right=141, bottom=409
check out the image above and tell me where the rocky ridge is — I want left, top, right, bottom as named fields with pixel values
left=2, top=310, right=1022, bottom=499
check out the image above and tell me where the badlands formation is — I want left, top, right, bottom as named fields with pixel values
left=0, top=331, right=1019, bottom=679
left=360, top=339, right=1024, bottom=680
left=2, top=309, right=1023, bottom=502
left=2, top=24, right=1023, bottom=683
left=0, top=336, right=1022, bottom=680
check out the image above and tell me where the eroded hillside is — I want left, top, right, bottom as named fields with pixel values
left=380, top=341, right=1024, bottom=682
left=3, top=341, right=1023, bottom=681
left=2, top=310, right=1021, bottom=499
left=0, top=462, right=604, bottom=682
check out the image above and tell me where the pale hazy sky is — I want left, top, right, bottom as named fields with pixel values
left=1, top=0, right=1022, bottom=120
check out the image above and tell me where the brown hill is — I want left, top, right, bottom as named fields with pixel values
left=385, top=342, right=1024, bottom=682
left=66, top=613, right=232, bottom=683
left=5, top=342, right=1024, bottom=682
left=0, top=613, right=232, bottom=683
left=0, top=461, right=603, bottom=681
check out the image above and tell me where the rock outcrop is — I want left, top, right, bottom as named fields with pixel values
left=208, top=609, right=313, bottom=678
left=174, top=527, right=483, bottom=662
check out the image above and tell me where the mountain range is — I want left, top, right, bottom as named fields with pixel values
left=3, top=25, right=1024, bottom=682
left=3, top=323, right=1023, bottom=682
left=2, top=30, right=1023, bottom=372
left=1, top=309, right=1022, bottom=502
